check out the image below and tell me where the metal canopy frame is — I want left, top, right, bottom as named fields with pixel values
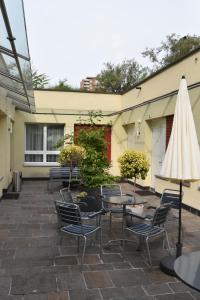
left=0, top=0, right=35, bottom=112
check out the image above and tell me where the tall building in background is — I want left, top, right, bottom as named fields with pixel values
left=80, top=77, right=97, bottom=91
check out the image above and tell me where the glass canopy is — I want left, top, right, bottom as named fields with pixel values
left=0, top=0, right=35, bottom=112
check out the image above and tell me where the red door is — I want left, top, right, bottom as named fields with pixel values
left=74, top=124, right=111, bottom=162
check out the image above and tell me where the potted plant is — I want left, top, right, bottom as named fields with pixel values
left=118, top=149, right=149, bottom=191
left=57, top=144, right=85, bottom=190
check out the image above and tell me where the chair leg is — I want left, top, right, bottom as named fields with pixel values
left=164, top=230, right=171, bottom=254
left=77, top=236, right=80, bottom=253
left=60, top=231, right=63, bottom=245
left=109, top=212, right=112, bottom=231
left=145, top=236, right=152, bottom=266
left=82, top=236, right=87, bottom=265
left=99, top=228, right=102, bottom=258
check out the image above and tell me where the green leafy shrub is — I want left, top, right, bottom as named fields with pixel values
left=77, top=129, right=114, bottom=188
left=118, top=150, right=149, bottom=190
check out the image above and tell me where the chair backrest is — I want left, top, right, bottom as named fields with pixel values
left=101, top=184, right=122, bottom=197
left=161, top=189, right=183, bottom=209
left=55, top=201, right=81, bottom=226
left=152, top=204, right=171, bottom=227
left=60, top=188, right=73, bottom=203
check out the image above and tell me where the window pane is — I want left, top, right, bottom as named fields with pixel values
left=26, top=124, right=43, bottom=150
left=46, top=154, right=58, bottom=162
left=47, top=125, right=64, bottom=150
left=4, top=0, right=29, bottom=57
left=25, top=154, right=43, bottom=162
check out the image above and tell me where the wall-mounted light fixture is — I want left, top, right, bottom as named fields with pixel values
left=136, top=119, right=141, bottom=137
left=136, top=86, right=142, bottom=90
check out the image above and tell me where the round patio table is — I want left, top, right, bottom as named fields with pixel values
left=103, top=195, right=146, bottom=248
left=103, top=195, right=146, bottom=217
left=174, top=250, right=200, bottom=292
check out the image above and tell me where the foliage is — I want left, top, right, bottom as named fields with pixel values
left=77, top=129, right=114, bottom=188
left=32, top=70, right=49, bottom=89
left=118, top=150, right=149, bottom=190
left=76, top=110, right=104, bottom=126
left=58, top=144, right=85, bottom=167
left=55, top=133, right=74, bottom=149
left=51, top=79, right=79, bottom=91
left=142, top=33, right=200, bottom=70
left=96, top=59, right=148, bottom=93
left=58, top=144, right=85, bottom=190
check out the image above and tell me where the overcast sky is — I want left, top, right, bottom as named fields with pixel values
left=24, top=0, right=200, bottom=88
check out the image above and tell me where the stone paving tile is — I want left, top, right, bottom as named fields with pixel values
left=143, top=283, right=173, bottom=295
left=168, top=282, right=200, bottom=300
left=88, top=263, right=113, bottom=271
left=23, top=291, right=69, bottom=300
left=83, top=271, right=113, bottom=288
left=112, top=261, right=132, bottom=269
left=0, top=277, right=12, bottom=296
left=145, top=267, right=176, bottom=284
left=101, top=253, right=124, bottom=263
left=77, top=254, right=102, bottom=264
left=11, top=273, right=57, bottom=295
left=122, top=285, right=149, bottom=298
left=154, top=292, right=195, bottom=299
left=68, top=288, right=101, bottom=300
left=100, top=287, right=126, bottom=299
left=0, top=296, right=24, bottom=300
left=15, top=247, right=59, bottom=259
left=54, top=255, right=78, bottom=265
left=2, top=258, right=54, bottom=269
left=57, top=272, right=85, bottom=290
left=108, top=269, right=151, bottom=287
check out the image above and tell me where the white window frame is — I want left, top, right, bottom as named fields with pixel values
left=24, top=124, right=64, bottom=166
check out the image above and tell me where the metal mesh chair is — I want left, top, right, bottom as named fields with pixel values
left=60, top=188, right=74, bottom=203
left=124, top=204, right=171, bottom=266
left=55, top=201, right=102, bottom=264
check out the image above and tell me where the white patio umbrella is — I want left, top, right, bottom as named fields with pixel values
left=160, top=76, right=200, bottom=274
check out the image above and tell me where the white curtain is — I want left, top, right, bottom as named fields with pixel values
left=47, top=125, right=64, bottom=150
left=26, top=124, right=43, bottom=150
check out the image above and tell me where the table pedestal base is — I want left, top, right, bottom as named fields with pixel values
left=160, top=255, right=176, bottom=276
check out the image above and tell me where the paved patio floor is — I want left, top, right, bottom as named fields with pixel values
left=0, top=180, right=200, bottom=299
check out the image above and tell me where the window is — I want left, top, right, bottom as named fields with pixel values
left=24, top=124, right=64, bottom=165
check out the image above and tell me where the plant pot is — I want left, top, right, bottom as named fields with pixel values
left=77, top=187, right=102, bottom=212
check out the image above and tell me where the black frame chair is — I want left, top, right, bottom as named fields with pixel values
left=123, top=204, right=171, bottom=266
left=55, top=201, right=102, bottom=264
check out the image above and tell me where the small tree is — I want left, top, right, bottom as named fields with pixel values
left=118, top=150, right=149, bottom=191
left=58, top=144, right=85, bottom=190
left=76, top=129, right=113, bottom=188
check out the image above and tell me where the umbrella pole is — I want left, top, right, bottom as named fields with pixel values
left=176, top=180, right=183, bottom=257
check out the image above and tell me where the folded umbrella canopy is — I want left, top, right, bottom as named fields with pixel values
left=161, top=76, right=200, bottom=181
left=160, top=76, right=200, bottom=274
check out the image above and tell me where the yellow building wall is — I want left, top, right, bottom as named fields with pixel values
left=0, top=88, right=15, bottom=197
left=34, top=90, right=122, bottom=113
left=122, top=51, right=200, bottom=110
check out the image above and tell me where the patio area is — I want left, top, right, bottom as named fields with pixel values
left=0, top=180, right=200, bottom=299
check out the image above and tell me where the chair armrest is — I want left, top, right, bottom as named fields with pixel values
left=88, top=209, right=105, bottom=219
left=126, top=211, right=146, bottom=220
left=125, top=193, right=134, bottom=197
left=146, top=205, right=157, bottom=210
left=74, top=201, right=88, bottom=209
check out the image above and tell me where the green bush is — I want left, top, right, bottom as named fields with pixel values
left=118, top=150, right=149, bottom=190
left=77, top=129, right=114, bottom=188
